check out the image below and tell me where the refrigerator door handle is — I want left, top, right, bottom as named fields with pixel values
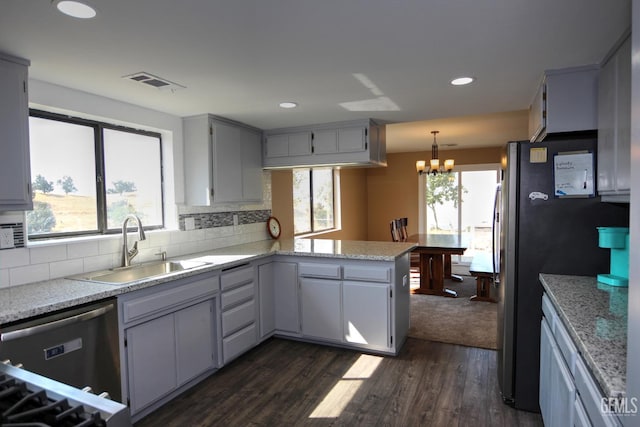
left=492, top=183, right=501, bottom=284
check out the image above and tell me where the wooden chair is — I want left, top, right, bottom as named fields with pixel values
left=390, top=218, right=420, bottom=271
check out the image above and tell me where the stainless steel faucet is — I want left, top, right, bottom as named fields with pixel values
left=121, top=214, right=146, bottom=267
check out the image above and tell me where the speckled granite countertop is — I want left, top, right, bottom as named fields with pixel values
left=0, top=238, right=415, bottom=325
left=539, top=273, right=627, bottom=398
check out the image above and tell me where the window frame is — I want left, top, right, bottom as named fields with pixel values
left=293, top=167, right=336, bottom=236
left=28, top=109, right=165, bottom=240
left=419, top=163, right=500, bottom=263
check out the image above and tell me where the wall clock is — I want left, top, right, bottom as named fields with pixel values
left=267, top=216, right=281, bottom=239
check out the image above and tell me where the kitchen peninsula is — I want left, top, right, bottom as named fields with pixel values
left=0, top=238, right=414, bottom=325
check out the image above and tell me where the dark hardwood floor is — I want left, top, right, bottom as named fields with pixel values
left=134, top=337, right=544, bottom=427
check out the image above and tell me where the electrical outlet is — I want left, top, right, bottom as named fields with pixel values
left=184, top=217, right=195, bottom=231
left=233, top=214, right=239, bottom=233
left=0, top=228, right=15, bottom=249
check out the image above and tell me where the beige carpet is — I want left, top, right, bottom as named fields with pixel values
left=407, top=274, right=498, bottom=350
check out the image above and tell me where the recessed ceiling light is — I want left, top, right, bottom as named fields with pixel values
left=450, top=76, right=475, bottom=86
left=279, top=102, right=298, bottom=109
left=53, top=0, right=97, bottom=19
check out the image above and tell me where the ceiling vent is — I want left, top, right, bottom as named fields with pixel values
left=122, top=72, right=186, bottom=91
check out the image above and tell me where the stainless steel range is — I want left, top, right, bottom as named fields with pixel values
left=0, top=361, right=131, bottom=426
left=0, top=298, right=131, bottom=426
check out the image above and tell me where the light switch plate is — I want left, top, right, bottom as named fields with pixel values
left=0, top=228, right=15, bottom=249
left=184, top=217, right=195, bottom=231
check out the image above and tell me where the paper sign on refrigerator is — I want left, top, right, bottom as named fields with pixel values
left=553, top=151, right=595, bottom=197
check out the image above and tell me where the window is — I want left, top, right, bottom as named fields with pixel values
left=422, top=165, right=500, bottom=262
left=293, top=168, right=335, bottom=235
left=27, top=110, right=164, bottom=239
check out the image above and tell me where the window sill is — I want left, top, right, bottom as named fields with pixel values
left=26, top=228, right=176, bottom=248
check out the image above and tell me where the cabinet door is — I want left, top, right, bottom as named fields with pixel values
left=528, top=82, right=545, bottom=142
left=300, top=278, right=342, bottom=342
left=175, top=300, right=215, bottom=385
left=598, top=52, right=617, bottom=193
left=337, top=126, right=366, bottom=152
left=274, top=262, right=300, bottom=333
left=313, top=129, right=338, bottom=154
left=212, top=120, right=260, bottom=203
left=0, top=56, right=32, bottom=211
left=126, top=314, right=177, bottom=413
left=550, top=344, right=576, bottom=427
left=241, top=129, right=263, bottom=201
left=343, top=281, right=389, bottom=349
left=265, top=134, right=289, bottom=158
left=614, top=37, right=631, bottom=192
left=288, top=132, right=313, bottom=156
left=258, top=263, right=275, bottom=339
left=539, top=318, right=554, bottom=425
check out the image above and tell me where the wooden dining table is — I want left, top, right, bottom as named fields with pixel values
left=408, top=234, right=468, bottom=297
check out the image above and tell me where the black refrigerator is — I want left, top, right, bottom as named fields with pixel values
left=496, top=136, right=628, bottom=412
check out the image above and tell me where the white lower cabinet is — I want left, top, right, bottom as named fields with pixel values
left=258, top=262, right=275, bottom=339
left=300, top=278, right=342, bottom=342
left=126, top=299, right=215, bottom=414
left=539, top=319, right=554, bottom=422
left=550, top=342, right=576, bottom=426
left=126, top=314, right=176, bottom=414
left=175, top=301, right=217, bottom=385
left=220, top=264, right=257, bottom=364
left=343, top=281, right=390, bottom=350
left=294, top=259, right=403, bottom=355
left=273, top=262, right=300, bottom=333
left=540, top=293, right=621, bottom=427
left=119, top=274, right=218, bottom=419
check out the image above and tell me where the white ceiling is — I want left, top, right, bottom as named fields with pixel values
left=0, top=0, right=630, bottom=153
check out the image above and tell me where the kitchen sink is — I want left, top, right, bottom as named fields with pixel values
left=68, top=260, right=208, bottom=285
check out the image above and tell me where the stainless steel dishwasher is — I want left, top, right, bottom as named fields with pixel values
left=0, top=298, right=122, bottom=402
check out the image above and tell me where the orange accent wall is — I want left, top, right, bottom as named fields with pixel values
left=271, top=170, right=294, bottom=239
left=366, top=147, right=502, bottom=242
left=270, top=146, right=502, bottom=242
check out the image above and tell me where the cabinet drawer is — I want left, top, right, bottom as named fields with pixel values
left=554, top=317, right=578, bottom=375
left=221, top=282, right=254, bottom=310
left=343, top=265, right=390, bottom=283
left=122, top=277, right=216, bottom=324
left=299, top=262, right=341, bottom=279
left=222, top=323, right=257, bottom=364
left=220, top=265, right=253, bottom=291
left=222, top=299, right=255, bottom=336
left=575, top=357, right=621, bottom=427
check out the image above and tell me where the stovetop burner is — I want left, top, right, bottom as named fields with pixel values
left=0, top=374, right=106, bottom=427
left=0, top=364, right=129, bottom=427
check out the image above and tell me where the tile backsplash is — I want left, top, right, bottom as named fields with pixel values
left=0, top=209, right=272, bottom=289
left=179, top=209, right=271, bottom=230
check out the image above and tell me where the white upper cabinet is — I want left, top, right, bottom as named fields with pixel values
left=265, top=131, right=312, bottom=158
left=183, top=114, right=263, bottom=205
left=0, top=53, right=32, bottom=211
left=528, top=65, right=599, bottom=142
left=263, top=119, right=386, bottom=169
left=598, top=34, right=631, bottom=201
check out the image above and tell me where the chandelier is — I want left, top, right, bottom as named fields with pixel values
left=416, top=130, right=454, bottom=175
